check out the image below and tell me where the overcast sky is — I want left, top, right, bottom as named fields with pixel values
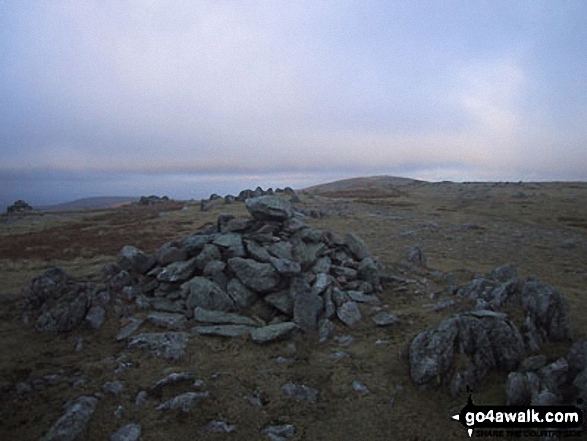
left=1, top=0, right=586, bottom=207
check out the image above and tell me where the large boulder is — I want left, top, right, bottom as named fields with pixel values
left=410, top=311, right=526, bottom=395
left=186, top=277, right=235, bottom=311
left=245, top=196, right=294, bottom=221
left=116, top=246, right=153, bottom=275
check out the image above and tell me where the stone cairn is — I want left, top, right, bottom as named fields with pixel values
left=6, top=199, right=33, bottom=214
left=23, top=195, right=381, bottom=348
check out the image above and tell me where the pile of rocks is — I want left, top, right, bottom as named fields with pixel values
left=23, top=195, right=382, bottom=348
left=409, top=264, right=572, bottom=396
left=137, top=195, right=170, bottom=206
left=201, top=186, right=295, bottom=211
left=6, top=199, right=33, bottom=214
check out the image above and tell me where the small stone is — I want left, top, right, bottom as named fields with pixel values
left=281, top=382, right=319, bottom=403
left=156, top=391, right=210, bottom=412
left=110, top=423, right=141, bottom=441
left=199, top=420, right=236, bottom=434
left=352, top=380, right=370, bottom=395
left=146, top=312, right=188, bottom=330
left=135, top=391, right=148, bottom=407
left=85, top=306, right=106, bottom=330
left=128, top=332, right=189, bottom=360
left=336, top=301, right=362, bottom=327
left=152, top=372, right=196, bottom=391
left=372, top=311, right=399, bottom=326
left=116, top=318, right=144, bottom=341
left=42, top=396, right=98, bottom=441
left=191, top=325, right=253, bottom=338
left=102, top=381, right=125, bottom=396
left=262, top=424, right=296, bottom=439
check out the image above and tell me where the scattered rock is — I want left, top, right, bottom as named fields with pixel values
left=281, top=382, right=319, bottom=403
left=102, top=381, right=125, bottom=396
left=192, top=324, right=253, bottom=338
left=128, top=332, right=189, bottom=360
left=250, top=322, right=297, bottom=343
left=193, top=307, right=260, bottom=326
left=146, top=312, right=188, bottom=330
left=199, top=420, right=236, bottom=434
left=85, top=306, right=106, bottom=330
left=110, top=423, right=141, bottom=441
left=156, top=391, right=210, bottom=412
left=42, top=396, right=98, bottom=441
left=336, top=301, right=362, bottom=327
left=372, top=311, right=399, bottom=326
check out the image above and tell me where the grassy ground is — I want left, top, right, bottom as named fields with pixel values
left=0, top=180, right=585, bottom=440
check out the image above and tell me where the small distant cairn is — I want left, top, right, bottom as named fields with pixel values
left=138, top=195, right=170, bottom=206
left=6, top=200, right=33, bottom=214
left=201, top=187, right=296, bottom=212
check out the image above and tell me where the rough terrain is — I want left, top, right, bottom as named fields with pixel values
left=1, top=177, right=586, bottom=440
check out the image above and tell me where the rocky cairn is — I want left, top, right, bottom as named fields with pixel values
left=6, top=199, right=33, bottom=214
left=23, top=195, right=381, bottom=348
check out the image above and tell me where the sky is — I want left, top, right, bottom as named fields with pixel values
left=1, top=0, right=586, bottom=208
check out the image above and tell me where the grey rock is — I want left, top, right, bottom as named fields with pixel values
left=42, top=396, right=98, bottom=441
left=186, top=277, right=235, bottom=311
left=244, top=240, right=271, bottom=262
left=228, top=258, right=281, bottom=294
left=116, top=246, right=152, bottom=274
left=488, top=263, right=518, bottom=282
left=344, top=233, right=371, bottom=260
left=330, top=351, right=350, bottom=360
left=312, top=273, right=330, bottom=296
left=522, top=277, right=570, bottom=342
left=372, top=311, right=399, bottom=326
left=292, top=241, right=324, bottom=268
left=433, top=298, right=456, bottom=312
left=155, top=243, right=187, bottom=266
left=110, top=424, right=141, bottom=441
left=102, top=381, right=125, bottom=396
left=531, top=389, right=561, bottom=406
left=245, top=196, right=294, bottom=221
left=262, top=424, right=295, bottom=439
left=332, top=265, right=357, bottom=279
left=519, top=355, right=548, bottom=372
left=193, top=307, right=259, bottom=326
left=268, top=241, right=294, bottom=260
left=203, top=260, right=226, bottom=276
left=182, top=234, right=216, bottom=256
left=192, top=325, right=253, bottom=338
left=352, top=380, right=371, bottom=395
left=281, top=382, right=319, bottom=403
left=323, top=288, right=336, bottom=319
left=318, top=319, right=334, bottom=343
left=336, top=301, right=362, bottom=327
left=407, top=245, right=426, bottom=267
left=213, top=233, right=246, bottom=258
left=151, top=298, right=185, bottom=313
left=539, top=358, right=568, bottom=393
left=156, top=391, right=210, bottom=412
left=226, top=279, right=257, bottom=309
left=128, top=332, right=189, bottom=360
left=36, top=292, right=90, bottom=333
left=506, top=371, right=541, bottom=405
left=357, top=257, right=379, bottom=286
left=135, top=391, right=148, bottom=407
left=250, top=322, right=297, bottom=343
left=146, top=312, right=188, bottom=330
left=116, top=318, right=144, bottom=341
left=292, top=277, right=322, bottom=331
left=152, top=372, right=195, bottom=391
left=312, top=257, right=332, bottom=274
left=85, top=306, right=106, bottom=330
left=264, top=290, right=294, bottom=315
left=410, top=313, right=526, bottom=395
left=347, top=290, right=379, bottom=303
left=269, top=256, right=301, bottom=276
left=566, top=341, right=587, bottom=374
left=157, top=258, right=198, bottom=283
left=199, top=420, right=236, bottom=434
left=194, top=244, right=222, bottom=270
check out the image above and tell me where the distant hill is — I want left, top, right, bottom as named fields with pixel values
left=36, top=196, right=140, bottom=212
left=303, top=175, right=425, bottom=194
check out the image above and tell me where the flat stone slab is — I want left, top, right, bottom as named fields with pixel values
left=193, top=307, right=260, bottom=327
left=191, top=324, right=253, bottom=338
left=127, top=332, right=189, bottom=360
left=336, top=301, right=362, bottom=327
left=146, top=312, right=188, bottom=330
left=250, top=322, right=297, bottom=343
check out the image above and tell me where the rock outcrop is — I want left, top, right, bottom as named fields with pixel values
left=6, top=199, right=33, bottom=214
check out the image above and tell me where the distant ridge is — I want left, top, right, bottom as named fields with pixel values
left=303, top=175, right=424, bottom=194
left=36, top=196, right=139, bottom=212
